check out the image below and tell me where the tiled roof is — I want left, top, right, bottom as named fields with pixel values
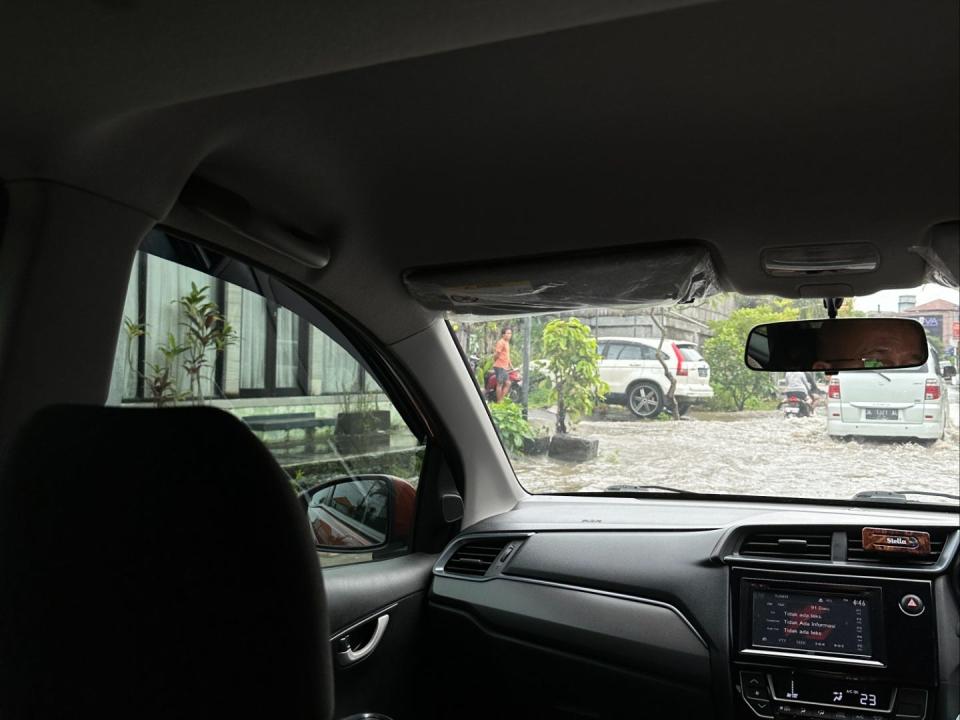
left=905, top=298, right=959, bottom=312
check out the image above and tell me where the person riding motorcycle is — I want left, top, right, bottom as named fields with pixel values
left=804, top=371, right=825, bottom=405
left=783, top=370, right=817, bottom=415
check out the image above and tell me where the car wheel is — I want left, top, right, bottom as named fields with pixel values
left=677, top=402, right=692, bottom=416
left=627, top=382, right=663, bottom=419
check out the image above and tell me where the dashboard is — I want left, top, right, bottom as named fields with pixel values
left=428, top=497, right=960, bottom=720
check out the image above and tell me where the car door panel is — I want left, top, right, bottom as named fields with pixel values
left=323, top=553, right=438, bottom=719
left=324, top=552, right=437, bottom=634
left=599, top=342, right=630, bottom=393
left=329, top=592, right=430, bottom=719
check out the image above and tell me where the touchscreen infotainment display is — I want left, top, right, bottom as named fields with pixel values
left=751, top=588, right=873, bottom=658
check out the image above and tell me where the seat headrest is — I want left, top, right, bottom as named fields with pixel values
left=0, top=405, right=333, bottom=719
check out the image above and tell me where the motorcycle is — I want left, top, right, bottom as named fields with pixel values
left=484, top=367, right=523, bottom=403
left=468, top=355, right=524, bottom=403
left=779, top=390, right=814, bottom=418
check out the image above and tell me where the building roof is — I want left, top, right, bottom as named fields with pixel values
left=905, top=299, right=960, bottom=313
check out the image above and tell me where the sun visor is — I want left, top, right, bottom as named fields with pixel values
left=909, top=222, right=959, bottom=288
left=403, top=244, right=720, bottom=315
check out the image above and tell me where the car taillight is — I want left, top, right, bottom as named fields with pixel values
left=924, top=380, right=941, bottom=401
left=671, top=342, right=688, bottom=376
left=827, top=377, right=841, bottom=399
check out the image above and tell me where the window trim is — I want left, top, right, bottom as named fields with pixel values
left=145, top=222, right=468, bottom=554
left=234, top=301, right=311, bottom=398
left=148, top=224, right=434, bottom=443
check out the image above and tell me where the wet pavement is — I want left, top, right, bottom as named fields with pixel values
left=514, top=391, right=960, bottom=503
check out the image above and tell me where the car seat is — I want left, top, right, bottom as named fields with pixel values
left=0, top=405, right=333, bottom=719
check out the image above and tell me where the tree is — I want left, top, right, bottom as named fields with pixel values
left=540, top=318, right=609, bottom=434
left=702, top=302, right=799, bottom=411
left=650, top=309, right=680, bottom=420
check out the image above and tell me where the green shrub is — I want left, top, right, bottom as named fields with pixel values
left=702, top=302, right=798, bottom=411
left=489, top=399, right=535, bottom=453
left=526, top=383, right=555, bottom=408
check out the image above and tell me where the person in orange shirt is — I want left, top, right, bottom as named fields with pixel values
left=493, top=327, right=513, bottom=402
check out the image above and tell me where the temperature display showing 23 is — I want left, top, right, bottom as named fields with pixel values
left=769, top=672, right=891, bottom=711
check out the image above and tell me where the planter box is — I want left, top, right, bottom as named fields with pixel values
left=548, top=434, right=599, bottom=462
left=287, top=446, right=425, bottom=489
left=522, top=435, right=551, bottom=455
left=335, top=410, right=391, bottom=436
left=333, top=432, right=390, bottom=455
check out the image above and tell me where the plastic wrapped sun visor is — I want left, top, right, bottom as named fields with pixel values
left=402, top=244, right=720, bottom=315
left=909, top=222, right=959, bottom=288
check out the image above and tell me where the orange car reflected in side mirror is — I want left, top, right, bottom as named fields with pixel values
left=745, top=318, right=928, bottom=372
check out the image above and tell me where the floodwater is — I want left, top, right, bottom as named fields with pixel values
left=513, top=397, right=960, bottom=503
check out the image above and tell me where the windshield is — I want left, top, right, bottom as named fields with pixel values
left=451, top=289, right=959, bottom=505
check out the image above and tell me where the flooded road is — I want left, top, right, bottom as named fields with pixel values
left=514, top=399, right=960, bottom=503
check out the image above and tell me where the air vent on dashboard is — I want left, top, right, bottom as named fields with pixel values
left=846, top=528, right=948, bottom=566
left=739, top=531, right=833, bottom=560
left=443, top=538, right=512, bottom=577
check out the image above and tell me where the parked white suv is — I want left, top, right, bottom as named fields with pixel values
left=598, top=337, right=714, bottom=418
left=826, top=345, right=949, bottom=444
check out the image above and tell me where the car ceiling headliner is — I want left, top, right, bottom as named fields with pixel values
left=1, top=0, right=958, bottom=342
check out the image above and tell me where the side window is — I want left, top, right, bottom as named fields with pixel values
left=109, top=231, right=425, bottom=567
left=605, top=343, right=627, bottom=360
left=618, top=343, right=657, bottom=361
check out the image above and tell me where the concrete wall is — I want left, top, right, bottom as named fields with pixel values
left=578, top=295, right=737, bottom=347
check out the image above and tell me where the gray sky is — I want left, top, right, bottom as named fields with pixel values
left=854, top=283, right=960, bottom=313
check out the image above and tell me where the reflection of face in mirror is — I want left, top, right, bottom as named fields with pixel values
left=813, top=321, right=926, bottom=371
left=744, top=318, right=928, bottom=372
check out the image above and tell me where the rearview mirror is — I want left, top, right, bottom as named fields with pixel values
left=300, top=474, right=416, bottom=553
left=745, top=318, right=928, bottom=372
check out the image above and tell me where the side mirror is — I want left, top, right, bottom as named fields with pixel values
left=942, top=364, right=957, bottom=379
left=300, top=474, right=416, bottom=553
left=745, top=318, right=928, bottom=372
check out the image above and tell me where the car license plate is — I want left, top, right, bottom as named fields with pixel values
left=865, top=408, right=899, bottom=421
left=698, top=367, right=708, bottom=377
left=784, top=406, right=800, bottom=414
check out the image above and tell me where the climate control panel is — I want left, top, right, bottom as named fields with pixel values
left=737, top=668, right=928, bottom=719
left=730, top=568, right=939, bottom=720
